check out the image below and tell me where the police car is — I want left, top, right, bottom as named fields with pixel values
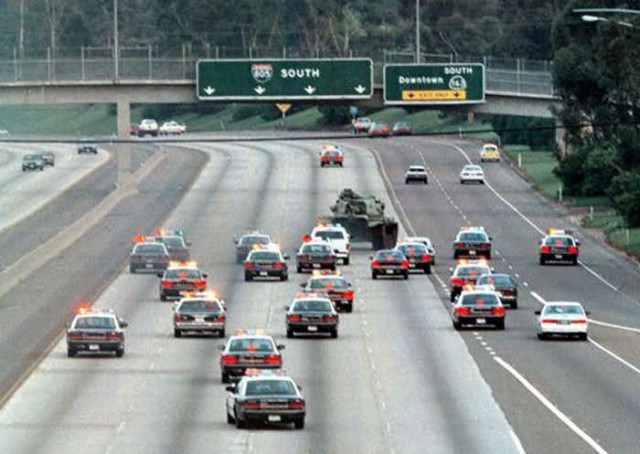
left=234, top=232, right=273, bottom=263
left=173, top=292, right=226, bottom=338
left=319, top=146, right=344, bottom=167
left=153, top=228, right=191, bottom=261
left=404, top=165, right=428, bottom=184
left=539, top=228, right=580, bottom=265
left=394, top=241, right=433, bottom=274
left=452, top=289, right=505, bottom=330
left=129, top=238, right=171, bottom=273
left=309, top=223, right=351, bottom=265
left=225, top=370, right=305, bottom=429
left=298, top=271, right=355, bottom=313
left=449, top=259, right=493, bottom=302
left=218, top=330, right=285, bottom=383
left=244, top=244, right=289, bottom=281
left=286, top=296, right=339, bottom=338
left=404, top=236, right=437, bottom=265
left=453, top=226, right=492, bottom=259
left=158, top=261, right=208, bottom=301
left=66, top=307, right=128, bottom=358
left=296, top=240, right=337, bottom=272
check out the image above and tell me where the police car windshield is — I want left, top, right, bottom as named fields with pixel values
left=293, top=300, right=332, bottom=312
left=457, top=266, right=490, bottom=277
left=315, top=231, right=344, bottom=240
left=161, top=236, right=185, bottom=248
left=396, top=244, right=427, bottom=254
left=459, top=232, right=487, bottom=242
left=309, top=278, right=347, bottom=289
left=245, top=379, right=296, bottom=396
left=376, top=250, right=404, bottom=260
left=179, top=300, right=219, bottom=313
left=543, top=305, right=584, bottom=315
left=229, top=338, right=275, bottom=352
left=478, top=275, right=513, bottom=286
left=75, top=316, right=116, bottom=329
left=302, top=244, right=331, bottom=253
left=461, top=294, right=499, bottom=306
left=165, top=268, right=200, bottom=279
left=135, top=244, right=166, bottom=254
left=545, top=236, right=574, bottom=246
left=249, top=251, right=279, bottom=261
left=240, top=236, right=270, bottom=246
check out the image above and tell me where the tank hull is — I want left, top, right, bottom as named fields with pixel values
left=329, top=217, right=398, bottom=250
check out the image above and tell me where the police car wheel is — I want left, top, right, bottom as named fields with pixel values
left=287, top=329, right=294, bottom=338
left=219, top=329, right=226, bottom=338
left=297, top=265, right=302, bottom=273
left=343, top=257, right=350, bottom=265
left=331, top=329, right=338, bottom=339
left=280, top=274, right=288, bottom=281
left=511, top=302, right=518, bottom=309
left=129, top=266, right=136, bottom=274
left=539, top=257, right=546, bottom=266
left=450, top=293, right=456, bottom=302
left=227, top=412, right=235, bottom=424
left=67, top=349, right=76, bottom=358
left=453, top=321, right=462, bottom=331
left=371, top=272, right=377, bottom=280
left=294, top=419, right=305, bottom=429
left=221, top=373, right=230, bottom=384
left=572, top=257, right=578, bottom=266
left=244, top=273, right=252, bottom=282
left=235, top=416, right=246, bottom=429
left=403, top=272, right=409, bottom=280
left=346, top=303, right=353, bottom=313
left=579, top=333, right=588, bottom=341
left=495, top=320, right=505, bottom=330
left=160, top=294, right=167, bottom=301
left=425, top=265, right=432, bottom=275
left=537, top=332, right=547, bottom=340
left=116, top=348, right=125, bottom=358
left=339, top=163, right=343, bottom=167
left=174, top=329, right=182, bottom=338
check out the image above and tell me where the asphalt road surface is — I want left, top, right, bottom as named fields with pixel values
left=1, top=133, right=639, bottom=453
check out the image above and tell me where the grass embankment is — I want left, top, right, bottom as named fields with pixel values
left=504, top=146, right=640, bottom=256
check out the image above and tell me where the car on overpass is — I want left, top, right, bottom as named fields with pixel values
left=352, top=117, right=372, bottom=134
left=137, top=118, right=159, bottom=137
left=77, top=139, right=98, bottom=154
left=21, top=154, right=45, bottom=172
left=159, top=120, right=186, bottom=135
left=368, top=122, right=392, bottom=138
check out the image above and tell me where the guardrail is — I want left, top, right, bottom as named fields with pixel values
left=0, top=52, right=555, bottom=98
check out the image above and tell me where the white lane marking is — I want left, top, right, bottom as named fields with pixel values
left=494, top=356, right=609, bottom=454
left=523, top=282, right=529, bottom=288
left=481, top=341, right=488, bottom=346
left=116, top=421, right=126, bottom=433
left=588, top=319, right=640, bottom=333
left=511, top=429, right=527, bottom=454
left=530, top=291, right=545, bottom=305
left=588, top=338, right=640, bottom=376
left=439, top=140, right=624, bottom=295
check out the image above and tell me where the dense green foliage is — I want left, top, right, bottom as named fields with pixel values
left=552, top=0, right=640, bottom=224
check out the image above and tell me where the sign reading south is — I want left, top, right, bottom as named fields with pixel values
left=384, top=63, right=485, bottom=105
left=197, top=59, right=373, bottom=100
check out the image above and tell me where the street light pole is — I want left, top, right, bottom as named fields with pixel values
left=415, top=0, right=421, bottom=63
left=114, top=0, right=119, bottom=81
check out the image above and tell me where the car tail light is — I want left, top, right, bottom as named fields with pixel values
left=222, top=354, right=238, bottom=364
left=540, top=318, right=557, bottom=324
left=273, top=262, right=283, bottom=269
left=346, top=243, right=350, bottom=250
left=242, top=400, right=260, bottom=409
left=491, top=306, right=505, bottom=316
left=420, top=254, right=431, bottom=262
left=244, top=262, right=255, bottom=269
left=130, top=254, right=141, bottom=261
left=287, top=314, right=301, bottom=322
left=342, top=290, right=354, bottom=299
left=323, top=315, right=338, bottom=322
left=288, top=399, right=306, bottom=410
left=540, top=245, right=551, bottom=253
left=106, top=331, right=123, bottom=340
left=567, top=246, right=578, bottom=254
left=321, top=156, right=329, bottom=161
left=67, top=332, right=84, bottom=340
left=572, top=319, right=588, bottom=324
left=161, top=281, right=173, bottom=288
left=455, top=307, right=470, bottom=316
left=371, top=259, right=380, bottom=267
left=337, top=155, right=343, bottom=161
left=401, top=259, right=409, bottom=269
left=265, top=354, right=281, bottom=365
left=455, top=242, right=465, bottom=248
left=450, top=277, right=464, bottom=286
left=479, top=243, right=490, bottom=249
left=194, top=280, right=206, bottom=289
left=215, top=314, right=226, bottom=322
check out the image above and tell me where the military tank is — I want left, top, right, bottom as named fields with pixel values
left=323, top=188, right=398, bottom=250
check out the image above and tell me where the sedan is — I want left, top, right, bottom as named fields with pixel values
left=536, top=302, right=589, bottom=340
left=392, top=122, right=412, bottom=135
left=476, top=273, right=518, bottom=309
left=370, top=249, right=409, bottom=279
left=452, top=290, right=505, bottom=330
left=460, top=165, right=485, bottom=184
left=368, top=122, right=392, bottom=138
left=286, top=297, right=339, bottom=338
left=22, top=154, right=45, bottom=171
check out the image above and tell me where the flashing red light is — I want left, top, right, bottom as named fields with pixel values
left=300, top=234, right=312, bottom=243
left=342, top=290, right=354, bottom=300
left=195, top=280, right=206, bottom=289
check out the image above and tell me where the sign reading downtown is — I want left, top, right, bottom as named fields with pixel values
left=384, top=63, right=485, bottom=105
left=197, top=59, right=373, bottom=100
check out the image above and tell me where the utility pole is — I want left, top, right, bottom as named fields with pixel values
left=114, top=0, right=119, bottom=81
left=415, top=0, right=421, bottom=63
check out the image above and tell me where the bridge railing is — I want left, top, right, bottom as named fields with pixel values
left=0, top=47, right=555, bottom=98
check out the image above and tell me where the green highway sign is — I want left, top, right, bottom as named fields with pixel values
left=384, top=63, right=485, bottom=105
left=197, top=59, right=373, bottom=100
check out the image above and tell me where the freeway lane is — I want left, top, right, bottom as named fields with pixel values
left=0, top=145, right=208, bottom=407
left=0, top=140, right=520, bottom=453
left=371, top=135, right=640, bottom=453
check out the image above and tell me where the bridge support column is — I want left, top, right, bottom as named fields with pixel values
left=116, top=97, right=132, bottom=186
left=556, top=119, right=568, bottom=160
left=467, top=110, right=475, bottom=122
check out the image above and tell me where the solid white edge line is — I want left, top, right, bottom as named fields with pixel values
left=587, top=339, right=640, bottom=376
left=510, top=429, right=527, bottom=454
left=494, top=356, right=609, bottom=454
left=588, top=319, right=640, bottom=333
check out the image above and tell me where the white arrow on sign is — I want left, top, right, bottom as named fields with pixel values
left=304, top=85, right=316, bottom=94
left=203, top=86, right=216, bottom=95
left=354, top=85, right=366, bottom=94
left=254, top=86, right=266, bottom=95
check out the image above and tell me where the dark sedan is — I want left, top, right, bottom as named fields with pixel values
left=476, top=273, right=518, bottom=309
left=370, top=249, right=409, bottom=279
left=395, top=242, right=433, bottom=274
left=129, top=241, right=171, bottom=273
left=244, top=249, right=289, bottom=281
left=296, top=242, right=337, bottom=272
left=286, top=297, right=339, bottom=338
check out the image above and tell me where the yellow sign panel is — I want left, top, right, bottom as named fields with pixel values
left=401, top=90, right=467, bottom=101
left=275, top=103, right=292, bottom=113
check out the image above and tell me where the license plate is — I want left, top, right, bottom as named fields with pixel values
left=555, top=254, right=563, bottom=259
left=89, top=344, right=99, bottom=351
left=386, top=269, right=394, bottom=274
left=307, top=326, right=318, bottom=332
left=558, top=319, right=570, bottom=325
left=259, top=271, right=268, bottom=276
left=469, top=250, right=476, bottom=256
left=268, top=415, right=281, bottom=422
left=145, top=263, right=153, bottom=268
left=313, top=264, right=321, bottom=268
left=409, top=264, right=416, bottom=268
left=476, top=318, right=486, bottom=324
left=195, top=316, right=204, bottom=323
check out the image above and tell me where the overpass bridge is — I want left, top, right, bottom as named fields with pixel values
left=0, top=54, right=559, bottom=138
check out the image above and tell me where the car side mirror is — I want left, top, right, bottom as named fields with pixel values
left=298, top=282, right=305, bottom=288
left=157, top=273, right=164, bottom=278
left=284, top=305, right=290, bottom=310
left=575, top=239, right=581, bottom=246
left=119, top=321, right=129, bottom=328
left=225, top=385, right=236, bottom=393
left=489, top=236, right=493, bottom=241
left=490, top=267, right=495, bottom=272
left=449, top=267, right=454, bottom=273
left=277, top=344, right=285, bottom=350
left=537, top=239, right=543, bottom=245
left=186, top=241, right=193, bottom=246
left=283, top=254, right=290, bottom=260
left=369, top=256, right=374, bottom=260
left=220, top=300, right=226, bottom=306
left=585, top=310, right=591, bottom=316
left=233, top=236, right=238, bottom=244
left=202, top=273, right=208, bottom=279
left=534, top=310, right=541, bottom=315
left=217, top=345, right=225, bottom=351
left=297, top=385, right=303, bottom=391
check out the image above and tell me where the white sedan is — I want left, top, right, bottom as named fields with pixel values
left=159, top=120, right=186, bottom=135
left=460, top=165, right=485, bottom=184
left=535, top=301, right=589, bottom=340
